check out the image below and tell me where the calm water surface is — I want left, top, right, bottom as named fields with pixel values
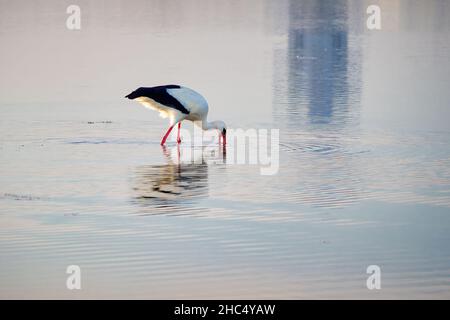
left=1, top=0, right=450, bottom=298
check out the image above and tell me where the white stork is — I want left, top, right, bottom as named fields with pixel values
left=125, top=85, right=227, bottom=146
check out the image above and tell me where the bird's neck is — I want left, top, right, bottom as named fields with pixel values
left=201, top=119, right=216, bottom=131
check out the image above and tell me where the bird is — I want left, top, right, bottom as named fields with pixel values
left=125, top=85, right=226, bottom=146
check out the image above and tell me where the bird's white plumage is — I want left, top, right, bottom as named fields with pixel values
left=135, top=86, right=209, bottom=126
left=128, top=85, right=226, bottom=145
left=167, top=87, right=209, bottom=121
left=135, top=97, right=173, bottom=119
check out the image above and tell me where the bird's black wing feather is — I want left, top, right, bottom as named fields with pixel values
left=125, top=85, right=189, bottom=114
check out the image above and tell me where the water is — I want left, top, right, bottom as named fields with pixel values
left=1, top=0, right=450, bottom=299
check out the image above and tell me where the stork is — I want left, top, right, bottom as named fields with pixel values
left=125, top=85, right=226, bottom=146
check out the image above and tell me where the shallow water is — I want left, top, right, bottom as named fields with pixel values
left=1, top=0, right=450, bottom=299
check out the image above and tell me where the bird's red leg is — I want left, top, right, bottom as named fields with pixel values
left=219, top=133, right=226, bottom=145
left=177, top=122, right=182, bottom=144
left=160, top=125, right=174, bottom=146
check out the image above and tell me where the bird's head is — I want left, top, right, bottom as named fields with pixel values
left=210, top=120, right=227, bottom=145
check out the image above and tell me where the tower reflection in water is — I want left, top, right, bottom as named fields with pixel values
left=273, top=0, right=362, bottom=129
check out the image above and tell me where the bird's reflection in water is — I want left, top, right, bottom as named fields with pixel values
left=132, top=144, right=225, bottom=216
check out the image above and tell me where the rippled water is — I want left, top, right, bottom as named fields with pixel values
left=1, top=0, right=450, bottom=299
